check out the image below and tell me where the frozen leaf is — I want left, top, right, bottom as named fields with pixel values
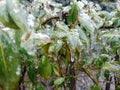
left=77, top=28, right=88, bottom=43
left=56, top=21, right=69, bottom=32
left=49, top=40, right=63, bottom=53
left=79, top=13, right=95, bottom=33
left=0, top=31, right=21, bottom=90
left=90, top=9, right=103, bottom=29
left=54, top=77, right=65, bottom=85
left=103, top=61, right=120, bottom=74
left=6, top=0, right=29, bottom=32
left=0, top=1, right=18, bottom=29
left=67, top=31, right=82, bottom=50
left=21, top=33, right=51, bottom=55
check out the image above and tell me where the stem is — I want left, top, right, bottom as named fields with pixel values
left=17, top=66, right=26, bottom=90
left=105, top=76, right=112, bottom=90
left=0, top=43, right=7, bottom=72
left=57, top=55, right=67, bottom=90
left=65, top=42, right=76, bottom=90
left=114, top=51, right=120, bottom=89
left=69, top=61, right=76, bottom=90
left=82, top=68, right=98, bottom=84
left=0, top=43, right=8, bottom=90
left=41, top=12, right=68, bottom=25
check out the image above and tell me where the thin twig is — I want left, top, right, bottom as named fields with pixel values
left=41, top=12, right=68, bottom=25
left=82, top=68, right=98, bottom=84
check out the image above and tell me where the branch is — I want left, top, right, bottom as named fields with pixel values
left=82, top=68, right=98, bottom=84
left=41, top=15, right=59, bottom=25
left=41, top=12, right=68, bottom=25
left=17, top=66, right=26, bottom=90
left=100, top=25, right=120, bottom=30
left=100, top=25, right=114, bottom=29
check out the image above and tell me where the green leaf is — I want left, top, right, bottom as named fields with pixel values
left=0, top=31, right=21, bottom=90
left=37, top=56, right=52, bottom=79
left=15, top=30, right=22, bottom=48
left=90, top=85, right=101, bottom=90
left=113, top=19, right=120, bottom=28
left=53, top=65, right=60, bottom=76
left=116, top=85, right=120, bottom=90
left=35, top=85, right=44, bottom=90
left=28, top=65, right=36, bottom=84
left=54, top=77, right=65, bottom=85
left=19, top=47, right=29, bottom=57
left=103, top=61, right=120, bottom=74
left=56, top=87, right=62, bottom=90
left=0, top=2, right=19, bottom=29
left=6, top=0, right=29, bottom=32
left=104, top=70, right=110, bottom=80
left=99, top=54, right=109, bottom=62
left=67, top=2, right=78, bottom=25
left=110, top=37, right=120, bottom=49
left=41, top=44, right=50, bottom=56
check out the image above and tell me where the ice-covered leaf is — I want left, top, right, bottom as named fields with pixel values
left=0, top=31, right=21, bottom=90
left=6, top=0, right=29, bottom=32
left=90, top=9, right=103, bottom=29
left=79, top=13, right=95, bottom=33
left=0, top=1, right=18, bottom=29
left=54, top=77, right=65, bottom=85
left=56, top=21, right=69, bottom=32
left=113, top=19, right=120, bottom=28
left=49, top=40, right=63, bottom=53
left=67, top=31, right=82, bottom=50
left=77, top=28, right=88, bottom=43
left=103, top=61, right=120, bottom=74
left=103, top=34, right=120, bottom=37
left=21, top=33, right=51, bottom=55
left=52, top=30, right=67, bottom=39
left=52, top=22, right=69, bottom=39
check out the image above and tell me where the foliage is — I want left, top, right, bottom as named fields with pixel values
left=0, top=31, right=21, bottom=90
left=0, top=0, right=120, bottom=90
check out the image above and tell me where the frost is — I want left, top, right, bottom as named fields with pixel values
left=77, top=1, right=84, bottom=10
left=21, top=32, right=51, bottom=55
left=13, top=9, right=19, bottom=13
left=16, top=66, right=21, bottom=76
left=27, top=14, right=35, bottom=27
left=63, top=6, right=71, bottom=12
